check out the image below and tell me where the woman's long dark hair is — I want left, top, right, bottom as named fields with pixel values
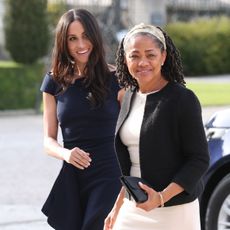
left=51, top=9, right=110, bottom=106
left=116, top=26, right=185, bottom=90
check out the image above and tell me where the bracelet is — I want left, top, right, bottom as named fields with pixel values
left=158, top=192, right=164, bottom=207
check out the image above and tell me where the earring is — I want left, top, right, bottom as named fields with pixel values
left=161, top=63, right=164, bottom=66
left=68, top=58, right=75, bottom=71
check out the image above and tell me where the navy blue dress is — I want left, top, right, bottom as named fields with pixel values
left=40, top=72, right=122, bottom=230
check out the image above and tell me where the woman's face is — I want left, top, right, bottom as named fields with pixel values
left=67, top=20, right=93, bottom=74
left=125, top=34, right=166, bottom=91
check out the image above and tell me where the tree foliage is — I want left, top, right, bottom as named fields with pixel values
left=166, top=17, right=230, bottom=76
left=4, top=0, right=50, bottom=64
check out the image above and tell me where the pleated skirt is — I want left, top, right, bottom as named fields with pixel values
left=113, top=198, right=201, bottom=230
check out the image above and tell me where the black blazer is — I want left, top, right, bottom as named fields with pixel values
left=115, top=82, right=210, bottom=207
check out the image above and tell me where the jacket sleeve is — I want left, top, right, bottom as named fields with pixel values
left=172, top=89, right=210, bottom=194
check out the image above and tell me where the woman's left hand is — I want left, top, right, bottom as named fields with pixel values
left=136, top=182, right=161, bottom=211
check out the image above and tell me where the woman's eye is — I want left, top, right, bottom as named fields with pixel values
left=148, top=54, right=155, bottom=58
left=69, top=37, right=76, bottom=41
left=83, top=34, right=89, bottom=40
left=129, top=55, right=138, bottom=59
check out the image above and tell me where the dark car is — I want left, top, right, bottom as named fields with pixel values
left=200, top=109, right=230, bottom=230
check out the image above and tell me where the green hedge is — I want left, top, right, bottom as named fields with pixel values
left=0, top=61, right=44, bottom=110
left=166, top=17, right=230, bottom=76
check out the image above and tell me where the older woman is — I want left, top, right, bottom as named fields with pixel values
left=104, top=23, right=209, bottom=230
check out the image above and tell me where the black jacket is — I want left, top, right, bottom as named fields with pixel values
left=115, top=82, right=210, bottom=207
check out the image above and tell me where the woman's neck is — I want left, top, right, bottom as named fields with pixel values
left=139, top=77, right=168, bottom=94
left=74, top=64, right=86, bottom=77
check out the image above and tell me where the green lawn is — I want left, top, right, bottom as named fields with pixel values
left=187, top=82, right=230, bottom=107
left=0, top=60, right=22, bottom=68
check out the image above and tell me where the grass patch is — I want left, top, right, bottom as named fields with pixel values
left=187, top=82, right=230, bottom=107
left=0, top=60, right=22, bottom=68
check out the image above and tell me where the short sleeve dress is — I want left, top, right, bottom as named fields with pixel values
left=40, top=72, right=122, bottom=230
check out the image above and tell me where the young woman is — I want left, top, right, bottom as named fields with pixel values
left=40, top=9, right=122, bottom=230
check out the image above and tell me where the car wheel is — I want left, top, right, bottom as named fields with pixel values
left=205, top=174, right=230, bottom=230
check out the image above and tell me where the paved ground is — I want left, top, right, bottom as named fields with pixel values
left=0, top=114, right=60, bottom=230
left=185, top=74, right=230, bottom=83
left=1, top=106, right=229, bottom=229
left=0, top=75, right=229, bottom=229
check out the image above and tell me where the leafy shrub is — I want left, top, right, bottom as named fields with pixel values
left=166, top=17, right=230, bottom=76
left=4, top=0, right=50, bottom=64
left=0, top=61, right=44, bottom=110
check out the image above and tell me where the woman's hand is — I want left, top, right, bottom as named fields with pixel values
left=136, top=182, right=161, bottom=211
left=63, top=147, right=92, bottom=170
left=137, top=182, right=184, bottom=211
left=104, top=208, right=119, bottom=230
left=104, top=187, right=125, bottom=230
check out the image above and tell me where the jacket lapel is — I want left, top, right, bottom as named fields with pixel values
left=115, top=89, right=134, bottom=135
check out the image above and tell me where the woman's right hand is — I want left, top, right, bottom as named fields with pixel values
left=104, top=187, right=125, bottom=230
left=104, top=208, right=119, bottom=230
left=63, top=147, right=92, bottom=170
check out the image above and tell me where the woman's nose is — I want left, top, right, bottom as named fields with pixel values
left=77, top=38, right=85, bottom=48
left=138, top=57, right=149, bottom=66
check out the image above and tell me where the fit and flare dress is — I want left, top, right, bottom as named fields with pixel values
left=40, top=72, right=121, bottom=230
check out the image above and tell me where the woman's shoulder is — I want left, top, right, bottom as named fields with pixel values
left=107, top=68, right=120, bottom=89
left=171, top=82, right=196, bottom=97
left=40, top=71, right=62, bottom=95
left=43, top=71, right=54, bottom=81
left=171, top=82, right=201, bottom=109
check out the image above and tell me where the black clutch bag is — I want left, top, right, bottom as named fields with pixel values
left=120, top=176, right=151, bottom=203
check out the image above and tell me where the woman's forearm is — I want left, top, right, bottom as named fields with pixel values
left=44, top=136, right=69, bottom=160
left=113, top=186, right=126, bottom=211
left=160, top=182, right=184, bottom=205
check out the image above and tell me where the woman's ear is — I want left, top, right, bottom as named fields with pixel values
left=161, top=50, right=167, bottom=66
left=124, top=56, right=127, bottom=64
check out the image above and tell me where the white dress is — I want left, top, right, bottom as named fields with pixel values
left=113, top=91, right=201, bottom=230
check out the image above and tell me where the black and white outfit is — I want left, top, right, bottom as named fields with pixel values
left=113, top=82, right=210, bottom=230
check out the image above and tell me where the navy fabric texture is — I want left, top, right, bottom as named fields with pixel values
left=40, top=73, right=121, bottom=230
